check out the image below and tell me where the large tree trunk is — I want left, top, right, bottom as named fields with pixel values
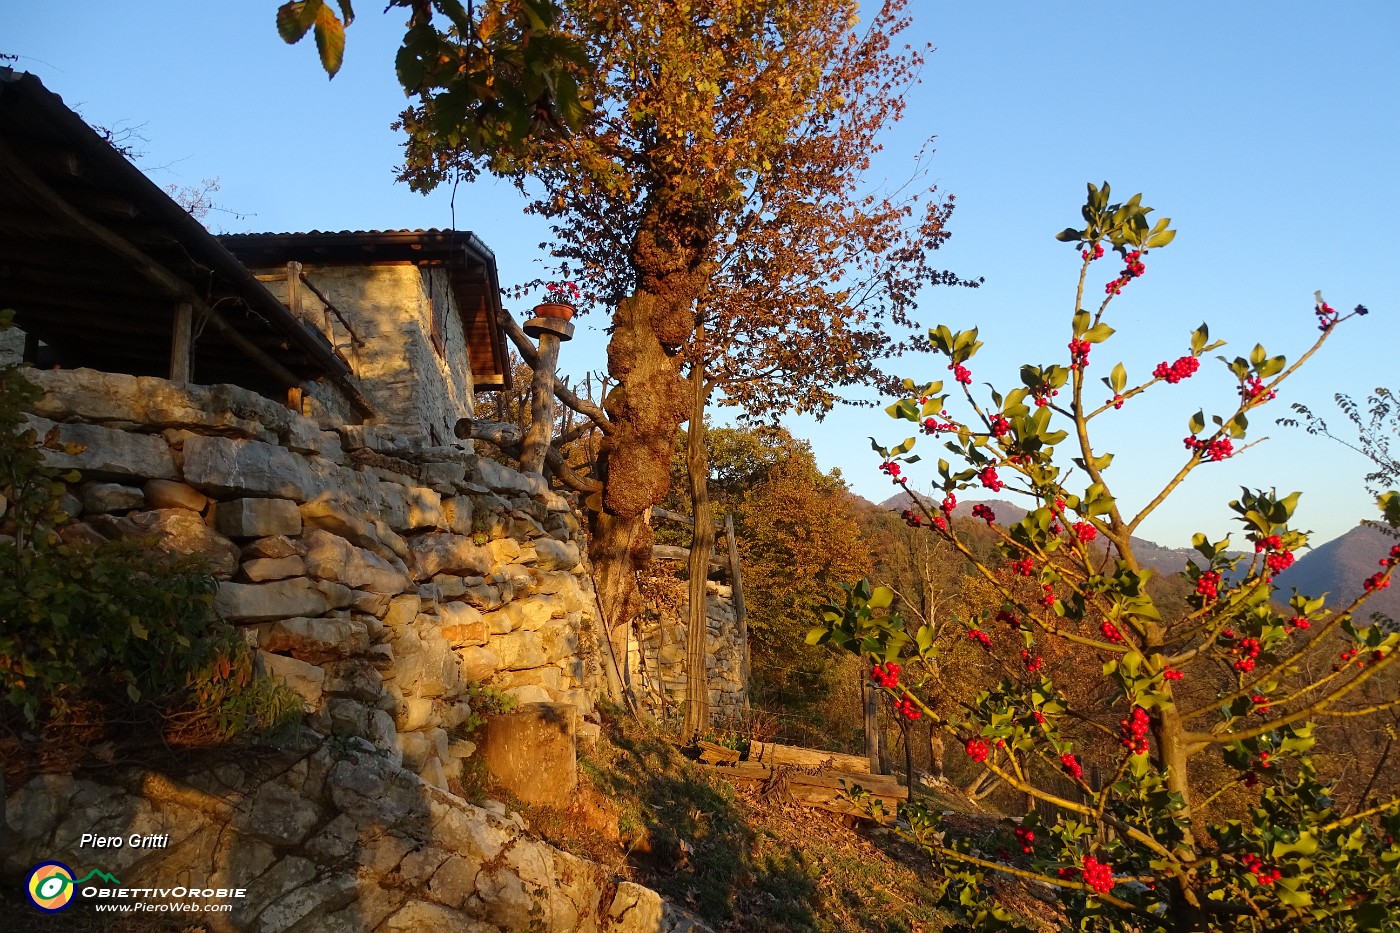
left=681, top=344, right=713, bottom=744
left=587, top=181, right=711, bottom=715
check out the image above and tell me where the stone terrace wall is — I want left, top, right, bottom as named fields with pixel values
left=634, top=578, right=748, bottom=723
left=2, top=737, right=713, bottom=933
left=17, top=366, right=607, bottom=792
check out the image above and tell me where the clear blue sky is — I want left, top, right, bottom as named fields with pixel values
left=5, top=3, right=1398, bottom=550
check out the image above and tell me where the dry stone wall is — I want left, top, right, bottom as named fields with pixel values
left=2, top=735, right=713, bottom=933
left=17, top=366, right=604, bottom=793
left=634, top=579, right=748, bottom=723
left=3, top=364, right=737, bottom=931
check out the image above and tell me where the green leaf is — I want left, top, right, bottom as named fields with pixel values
left=1083, top=322, right=1115, bottom=344
left=869, top=586, right=896, bottom=610
left=805, top=627, right=829, bottom=646
left=1109, top=362, right=1127, bottom=394
left=1188, top=411, right=1205, bottom=435
left=277, top=1, right=324, bottom=44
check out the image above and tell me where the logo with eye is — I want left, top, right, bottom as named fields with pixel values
left=26, top=861, right=76, bottom=912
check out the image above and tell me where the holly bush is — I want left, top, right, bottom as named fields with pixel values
left=809, top=186, right=1398, bottom=932
left=0, top=310, right=301, bottom=739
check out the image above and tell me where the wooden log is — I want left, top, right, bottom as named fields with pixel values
left=749, top=741, right=873, bottom=775
left=651, top=545, right=727, bottom=574
left=697, top=760, right=906, bottom=817
left=521, top=330, right=561, bottom=474
left=169, top=301, right=192, bottom=383
left=652, top=506, right=695, bottom=526
left=454, top=418, right=523, bottom=446
left=725, top=512, right=749, bottom=692
left=697, top=740, right=741, bottom=765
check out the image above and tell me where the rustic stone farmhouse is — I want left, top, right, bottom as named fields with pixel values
left=0, top=68, right=741, bottom=931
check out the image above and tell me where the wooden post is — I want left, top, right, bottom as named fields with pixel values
left=169, top=301, right=192, bottom=383
left=724, top=513, right=750, bottom=701
left=865, top=667, right=883, bottom=775
left=285, top=261, right=303, bottom=320
left=521, top=329, right=561, bottom=474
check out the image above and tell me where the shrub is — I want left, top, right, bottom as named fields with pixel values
left=809, top=187, right=1398, bottom=931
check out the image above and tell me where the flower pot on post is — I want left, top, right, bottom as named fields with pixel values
left=532, top=301, right=577, bottom=322
left=520, top=283, right=579, bottom=474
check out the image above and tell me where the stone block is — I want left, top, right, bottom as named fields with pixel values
left=81, top=482, right=145, bottom=514
left=215, top=497, right=303, bottom=538
left=383, top=594, right=420, bottom=628
left=479, top=702, right=577, bottom=807
left=260, top=616, right=369, bottom=664
left=508, top=513, right=546, bottom=539
left=534, top=538, right=581, bottom=571
left=315, top=579, right=355, bottom=609
left=456, top=646, right=499, bottom=682
left=489, top=630, right=547, bottom=671
left=26, top=415, right=177, bottom=480
left=217, top=579, right=329, bottom=622
left=487, top=537, right=521, bottom=567
left=351, top=590, right=391, bottom=616
left=258, top=651, right=323, bottom=706
left=502, top=685, right=552, bottom=705
left=399, top=730, right=434, bottom=770
left=142, top=478, right=209, bottom=512
left=303, top=528, right=412, bottom=595
left=441, top=496, right=473, bottom=534
left=241, top=555, right=306, bottom=582
left=462, top=582, right=504, bottom=611
left=396, top=696, right=435, bottom=733
left=242, top=534, right=301, bottom=559
left=183, top=435, right=319, bottom=501
left=407, top=533, right=493, bottom=581
left=606, top=882, right=716, bottom=933
left=472, top=457, right=547, bottom=496
left=404, top=485, right=447, bottom=531
left=439, top=602, right=489, bottom=647
left=103, top=508, right=240, bottom=578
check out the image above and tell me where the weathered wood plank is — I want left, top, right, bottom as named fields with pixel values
left=750, top=741, right=873, bottom=776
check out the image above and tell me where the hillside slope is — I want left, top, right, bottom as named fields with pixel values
left=875, top=493, right=1205, bottom=575
left=1274, top=522, right=1400, bottom=619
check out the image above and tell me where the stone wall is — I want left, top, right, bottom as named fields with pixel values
left=17, top=365, right=604, bottom=794
left=634, top=576, right=748, bottom=723
left=2, top=735, right=712, bottom=933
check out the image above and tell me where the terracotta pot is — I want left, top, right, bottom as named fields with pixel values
left=533, top=301, right=576, bottom=321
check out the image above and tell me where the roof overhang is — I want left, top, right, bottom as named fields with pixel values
left=0, top=69, right=373, bottom=416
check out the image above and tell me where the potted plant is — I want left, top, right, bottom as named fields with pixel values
left=533, top=282, right=581, bottom=321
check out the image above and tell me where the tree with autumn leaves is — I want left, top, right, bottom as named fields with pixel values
left=281, top=0, right=970, bottom=734
left=811, top=184, right=1399, bottom=931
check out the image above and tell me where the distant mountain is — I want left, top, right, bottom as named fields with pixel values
left=875, top=492, right=1205, bottom=575
left=1274, top=523, right=1400, bottom=619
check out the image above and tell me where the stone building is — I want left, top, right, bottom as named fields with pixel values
left=221, top=230, right=511, bottom=445
left=0, top=68, right=724, bottom=931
